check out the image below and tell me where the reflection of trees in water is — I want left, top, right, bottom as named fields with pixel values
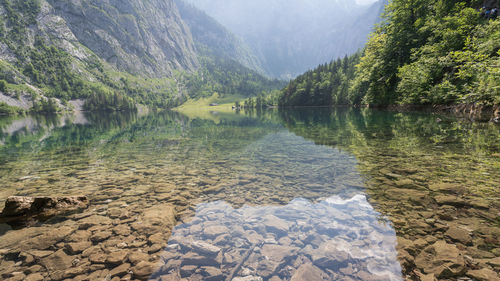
left=276, top=107, right=499, bottom=155
left=271, top=108, right=500, bottom=279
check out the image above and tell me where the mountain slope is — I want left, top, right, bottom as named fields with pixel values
left=46, top=0, right=199, bottom=77
left=187, top=0, right=385, bottom=79
left=0, top=0, right=282, bottom=113
left=0, top=0, right=201, bottom=111
left=175, top=0, right=264, bottom=74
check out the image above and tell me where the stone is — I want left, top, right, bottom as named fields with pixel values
left=310, top=241, right=349, bottom=269
left=232, top=276, right=263, bottom=281
left=180, top=265, right=197, bottom=277
left=203, top=225, right=229, bottom=238
left=148, top=243, right=164, bottom=254
left=128, top=251, right=150, bottom=265
left=418, top=273, right=437, bottom=281
left=89, top=252, right=107, bottom=264
left=262, top=215, right=289, bottom=236
left=131, top=204, right=176, bottom=236
left=113, top=225, right=132, bottom=236
left=445, top=226, right=472, bottom=245
left=24, top=273, right=44, bottom=281
left=200, top=266, right=223, bottom=281
left=87, top=269, right=108, bottom=280
left=131, top=261, right=157, bottom=280
left=466, top=268, right=500, bottom=281
left=149, top=233, right=165, bottom=244
left=106, top=250, right=129, bottom=264
left=65, top=230, right=92, bottom=242
left=160, top=273, right=181, bottom=281
left=488, top=257, right=500, bottom=267
left=0, top=196, right=88, bottom=218
left=109, top=263, right=131, bottom=277
left=278, top=236, right=293, bottom=246
left=190, top=241, right=221, bottom=256
left=78, top=215, right=112, bottom=229
left=40, top=249, right=74, bottom=280
left=62, top=266, right=88, bottom=279
left=65, top=241, right=92, bottom=255
left=5, top=272, right=26, bottom=281
left=25, top=264, right=43, bottom=274
left=24, top=226, right=75, bottom=250
left=0, top=197, right=34, bottom=217
left=90, top=231, right=112, bottom=242
left=19, top=252, right=34, bottom=264
left=261, top=244, right=299, bottom=263
left=434, top=195, right=467, bottom=207
left=181, top=252, right=219, bottom=266
left=82, top=245, right=102, bottom=257
left=290, top=263, right=329, bottom=281
left=107, top=208, right=125, bottom=219
left=28, top=250, right=53, bottom=259
left=394, top=179, right=415, bottom=188
left=415, top=240, right=466, bottom=277
left=429, top=183, right=464, bottom=193
left=162, top=257, right=182, bottom=272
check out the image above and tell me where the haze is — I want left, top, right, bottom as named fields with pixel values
left=185, top=0, right=385, bottom=78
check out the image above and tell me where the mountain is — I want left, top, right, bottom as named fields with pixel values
left=175, top=0, right=264, bottom=74
left=46, top=0, right=199, bottom=77
left=186, top=0, right=385, bottom=79
left=0, top=0, right=282, bottom=113
left=1, top=0, right=198, bottom=78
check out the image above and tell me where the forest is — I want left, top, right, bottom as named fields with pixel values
left=248, top=0, right=499, bottom=108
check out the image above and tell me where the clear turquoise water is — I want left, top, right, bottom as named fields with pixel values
left=0, top=108, right=498, bottom=280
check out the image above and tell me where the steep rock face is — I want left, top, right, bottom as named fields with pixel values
left=46, top=0, right=199, bottom=77
left=175, top=0, right=264, bottom=74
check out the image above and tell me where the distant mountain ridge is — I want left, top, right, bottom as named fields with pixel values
left=187, top=0, right=386, bottom=79
left=175, top=0, right=265, bottom=74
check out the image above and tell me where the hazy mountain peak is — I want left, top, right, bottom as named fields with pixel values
left=187, top=0, right=384, bottom=78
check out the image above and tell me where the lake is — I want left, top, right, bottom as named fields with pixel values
left=0, top=108, right=498, bottom=281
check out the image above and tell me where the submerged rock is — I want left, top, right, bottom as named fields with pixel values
left=415, top=240, right=466, bottom=278
left=466, top=268, right=500, bottom=281
left=290, top=263, right=329, bottom=281
left=445, top=226, right=472, bottom=245
left=131, top=261, right=157, bottom=280
left=0, top=196, right=88, bottom=222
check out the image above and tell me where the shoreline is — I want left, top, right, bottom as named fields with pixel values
left=258, top=104, right=500, bottom=123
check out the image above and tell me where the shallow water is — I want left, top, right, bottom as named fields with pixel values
left=157, top=196, right=402, bottom=281
left=0, top=108, right=498, bottom=281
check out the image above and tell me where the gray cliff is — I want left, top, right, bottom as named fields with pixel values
left=46, top=0, right=199, bottom=77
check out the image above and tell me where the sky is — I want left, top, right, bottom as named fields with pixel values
left=355, top=0, right=379, bottom=5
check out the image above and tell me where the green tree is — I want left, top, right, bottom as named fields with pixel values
left=0, top=79, right=6, bottom=92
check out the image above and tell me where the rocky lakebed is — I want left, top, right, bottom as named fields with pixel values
left=0, top=109, right=498, bottom=281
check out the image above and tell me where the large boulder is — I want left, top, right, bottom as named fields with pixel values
left=0, top=196, right=88, bottom=221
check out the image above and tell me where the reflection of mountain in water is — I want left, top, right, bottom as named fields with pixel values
left=155, top=195, right=402, bottom=280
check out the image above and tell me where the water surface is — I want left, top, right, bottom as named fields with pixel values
left=0, top=109, right=498, bottom=281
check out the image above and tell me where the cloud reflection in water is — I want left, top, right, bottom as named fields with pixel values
left=154, top=194, right=403, bottom=281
